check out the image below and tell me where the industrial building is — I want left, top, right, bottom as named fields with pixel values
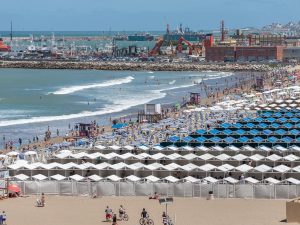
left=206, top=46, right=284, bottom=62
left=283, top=47, right=300, bottom=62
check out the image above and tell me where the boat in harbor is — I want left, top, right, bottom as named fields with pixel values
left=128, top=33, right=154, bottom=41
left=0, top=38, right=11, bottom=52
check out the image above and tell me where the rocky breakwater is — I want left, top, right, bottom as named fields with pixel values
left=0, top=60, right=274, bottom=72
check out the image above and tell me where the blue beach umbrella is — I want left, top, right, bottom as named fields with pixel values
left=286, top=112, right=294, bottom=118
left=274, top=112, right=282, bottom=118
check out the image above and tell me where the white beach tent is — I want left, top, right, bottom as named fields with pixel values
left=245, top=177, right=259, bottom=184
left=217, top=164, right=235, bottom=172
left=125, top=175, right=141, bottom=182
left=163, top=176, right=179, bottom=183
left=144, top=175, right=160, bottom=182
left=51, top=174, right=66, bottom=181
left=69, top=174, right=85, bottom=181
left=215, top=154, right=231, bottom=161
left=106, top=175, right=122, bottom=182
left=14, top=174, right=29, bottom=181
left=88, top=175, right=103, bottom=182
left=264, top=177, right=281, bottom=184
left=249, top=154, right=265, bottom=161
left=181, top=176, right=200, bottom=183
left=95, top=145, right=106, bottom=150
left=224, top=177, right=239, bottom=184
left=203, top=176, right=219, bottom=183
left=32, top=174, right=48, bottom=194
left=235, top=164, right=253, bottom=173
left=285, top=178, right=300, bottom=185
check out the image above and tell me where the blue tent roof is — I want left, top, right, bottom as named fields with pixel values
left=112, top=123, right=129, bottom=129
left=275, top=129, right=286, bottom=135
left=253, top=136, right=264, bottom=143
left=223, top=129, right=233, bottom=135
left=220, top=123, right=231, bottom=129
left=282, top=136, right=293, bottom=143
left=283, top=123, right=293, bottom=129
left=243, top=117, right=252, bottom=122
left=238, top=136, right=249, bottom=143
left=196, top=136, right=207, bottom=143
left=278, top=118, right=288, bottom=123
left=169, top=136, right=180, bottom=142
left=224, top=137, right=235, bottom=143
left=235, top=129, right=246, bottom=135
left=267, top=117, right=276, bottom=123
left=262, top=112, right=272, bottom=117
left=183, top=136, right=194, bottom=142
left=249, top=129, right=259, bottom=135
left=262, top=129, right=273, bottom=135
left=290, top=129, right=300, bottom=135
left=290, top=118, right=300, bottom=123
left=209, top=129, right=220, bottom=135
left=274, top=112, right=282, bottom=117
left=210, top=137, right=222, bottom=143
left=286, top=112, right=294, bottom=117
left=270, top=123, right=280, bottom=129
left=196, top=129, right=206, bottom=135
left=233, top=123, right=242, bottom=128
left=258, top=123, right=268, bottom=129
left=255, top=117, right=264, bottom=122
left=268, top=136, right=278, bottom=143
left=295, top=123, right=300, bottom=128
left=246, top=123, right=255, bottom=128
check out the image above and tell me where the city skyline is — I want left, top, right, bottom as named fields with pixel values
left=0, top=0, right=299, bottom=31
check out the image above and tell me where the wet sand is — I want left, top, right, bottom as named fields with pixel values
left=0, top=196, right=295, bottom=225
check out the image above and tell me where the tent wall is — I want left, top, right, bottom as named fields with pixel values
left=9, top=181, right=300, bottom=199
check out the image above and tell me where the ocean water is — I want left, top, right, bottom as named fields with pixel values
left=0, top=69, right=238, bottom=145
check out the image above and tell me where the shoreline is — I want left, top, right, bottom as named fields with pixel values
left=0, top=60, right=275, bottom=72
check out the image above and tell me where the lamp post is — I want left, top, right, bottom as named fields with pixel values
left=159, top=197, right=174, bottom=224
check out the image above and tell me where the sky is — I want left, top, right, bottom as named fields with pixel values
left=0, top=0, right=299, bottom=31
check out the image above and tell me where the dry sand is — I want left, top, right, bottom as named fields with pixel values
left=0, top=196, right=295, bottom=225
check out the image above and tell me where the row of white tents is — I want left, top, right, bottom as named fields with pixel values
left=11, top=173, right=300, bottom=185
left=6, top=160, right=300, bottom=174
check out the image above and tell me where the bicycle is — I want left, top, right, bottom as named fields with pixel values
left=139, top=217, right=154, bottom=225
left=119, top=212, right=129, bottom=221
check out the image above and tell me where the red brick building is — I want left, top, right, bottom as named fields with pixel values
left=206, top=46, right=284, bottom=62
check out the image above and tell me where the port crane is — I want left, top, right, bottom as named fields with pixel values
left=176, top=36, right=195, bottom=55
left=149, top=37, right=164, bottom=56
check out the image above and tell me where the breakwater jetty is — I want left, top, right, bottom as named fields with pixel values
left=0, top=60, right=274, bottom=72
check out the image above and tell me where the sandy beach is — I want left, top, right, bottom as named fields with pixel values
left=0, top=195, right=296, bottom=225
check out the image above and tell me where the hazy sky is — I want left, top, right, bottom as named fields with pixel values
left=0, top=0, right=299, bottom=31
